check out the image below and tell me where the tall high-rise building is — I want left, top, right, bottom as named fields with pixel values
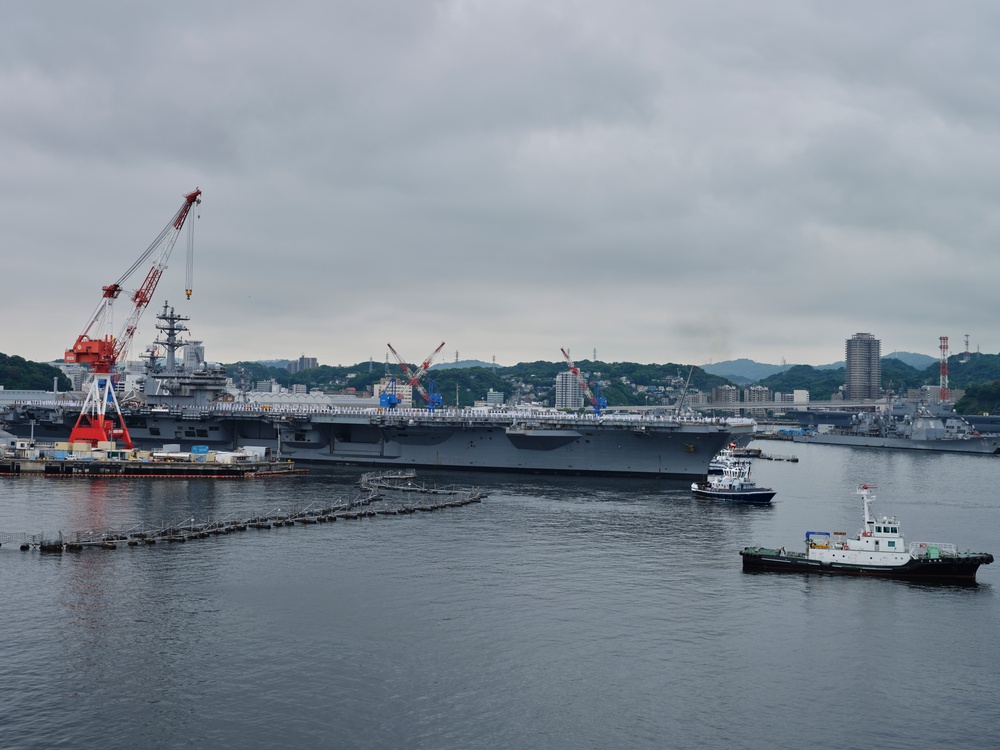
left=287, top=355, right=319, bottom=374
left=712, top=385, right=740, bottom=405
left=555, top=371, right=584, bottom=409
left=845, top=332, right=881, bottom=400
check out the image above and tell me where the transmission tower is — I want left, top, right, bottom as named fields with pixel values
left=939, top=336, right=949, bottom=402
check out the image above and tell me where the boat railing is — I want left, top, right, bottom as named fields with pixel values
left=908, top=542, right=959, bottom=559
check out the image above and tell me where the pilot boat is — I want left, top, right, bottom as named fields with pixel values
left=691, top=459, right=775, bottom=504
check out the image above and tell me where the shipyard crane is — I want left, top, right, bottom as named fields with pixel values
left=379, top=377, right=400, bottom=409
left=387, top=342, right=446, bottom=407
left=426, top=380, right=444, bottom=412
left=560, top=347, right=606, bottom=415
left=64, top=188, right=202, bottom=448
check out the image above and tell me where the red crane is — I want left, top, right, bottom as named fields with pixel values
left=387, top=342, right=445, bottom=405
left=65, top=188, right=202, bottom=448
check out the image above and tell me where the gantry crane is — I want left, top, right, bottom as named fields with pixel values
left=379, top=377, right=400, bottom=409
left=426, top=380, right=443, bottom=411
left=560, top=347, right=607, bottom=415
left=64, top=188, right=202, bottom=447
left=386, top=342, right=446, bottom=409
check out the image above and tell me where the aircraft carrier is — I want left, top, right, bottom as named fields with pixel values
left=2, top=308, right=752, bottom=479
left=2, top=403, right=749, bottom=478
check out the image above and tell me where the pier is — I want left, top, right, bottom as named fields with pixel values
left=0, top=456, right=308, bottom=478
left=0, top=471, right=486, bottom=553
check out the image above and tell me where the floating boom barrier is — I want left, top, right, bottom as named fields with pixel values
left=0, top=472, right=487, bottom=553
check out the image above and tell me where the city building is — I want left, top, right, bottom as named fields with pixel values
left=743, top=385, right=771, bottom=416
left=254, top=379, right=280, bottom=393
left=845, top=332, right=881, bottom=400
left=53, top=362, right=89, bottom=391
left=687, top=391, right=707, bottom=407
left=711, top=385, right=740, bottom=406
left=287, top=355, right=319, bottom=374
left=555, top=371, right=584, bottom=409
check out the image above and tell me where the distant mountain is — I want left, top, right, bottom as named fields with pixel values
left=432, top=360, right=499, bottom=370
left=700, top=359, right=793, bottom=384
left=884, top=351, right=936, bottom=370
left=253, top=359, right=291, bottom=368
left=704, top=353, right=936, bottom=384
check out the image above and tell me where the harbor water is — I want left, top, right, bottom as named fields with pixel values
left=1, top=442, right=997, bottom=749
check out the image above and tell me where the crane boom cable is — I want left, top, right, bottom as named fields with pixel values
left=115, top=220, right=176, bottom=285
left=185, top=207, right=196, bottom=299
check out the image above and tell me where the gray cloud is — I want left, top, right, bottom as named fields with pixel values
left=3, top=1, right=998, bottom=371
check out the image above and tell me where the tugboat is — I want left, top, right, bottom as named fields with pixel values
left=740, top=485, right=994, bottom=584
left=691, top=459, right=776, bottom=504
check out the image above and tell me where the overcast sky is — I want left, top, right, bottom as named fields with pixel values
left=3, top=1, right=999, bottom=370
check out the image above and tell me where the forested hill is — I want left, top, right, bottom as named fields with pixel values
left=757, top=354, right=1000, bottom=400
left=225, top=358, right=733, bottom=408
left=0, top=353, right=73, bottom=391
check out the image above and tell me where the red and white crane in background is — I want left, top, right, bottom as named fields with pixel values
left=64, top=188, right=202, bottom=448
left=387, top=341, right=446, bottom=408
left=560, top=347, right=606, bottom=415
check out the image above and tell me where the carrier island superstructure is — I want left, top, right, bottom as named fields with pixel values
left=3, top=307, right=752, bottom=479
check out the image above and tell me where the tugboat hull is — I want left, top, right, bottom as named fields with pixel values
left=740, top=547, right=994, bottom=585
left=692, top=487, right=775, bottom=504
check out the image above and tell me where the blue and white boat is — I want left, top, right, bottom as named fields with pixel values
left=708, top=443, right=738, bottom=474
left=692, top=459, right=775, bottom=504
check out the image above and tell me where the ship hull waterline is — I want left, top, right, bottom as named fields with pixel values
left=692, top=487, right=775, bottom=504
left=740, top=549, right=992, bottom=584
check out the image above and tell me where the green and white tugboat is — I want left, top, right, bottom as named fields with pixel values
left=740, top=485, right=993, bottom=584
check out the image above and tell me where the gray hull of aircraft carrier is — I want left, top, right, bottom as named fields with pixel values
left=3, top=406, right=748, bottom=478
left=136, top=408, right=745, bottom=478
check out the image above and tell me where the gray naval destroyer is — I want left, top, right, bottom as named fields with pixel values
left=2, top=305, right=752, bottom=478
left=786, top=401, right=1000, bottom=455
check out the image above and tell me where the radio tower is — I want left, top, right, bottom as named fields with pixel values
left=962, top=334, right=971, bottom=363
left=939, top=336, right=949, bottom=402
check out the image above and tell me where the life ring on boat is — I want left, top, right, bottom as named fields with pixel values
left=843, top=543, right=849, bottom=550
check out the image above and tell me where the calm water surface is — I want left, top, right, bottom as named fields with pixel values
left=1, top=442, right=997, bottom=749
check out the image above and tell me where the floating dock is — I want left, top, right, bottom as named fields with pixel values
left=0, top=457, right=306, bottom=478
left=0, top=439, right=306, bottom=478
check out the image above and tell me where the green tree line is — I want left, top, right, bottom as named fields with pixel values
left=0, top=353, right=73, bottom=390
